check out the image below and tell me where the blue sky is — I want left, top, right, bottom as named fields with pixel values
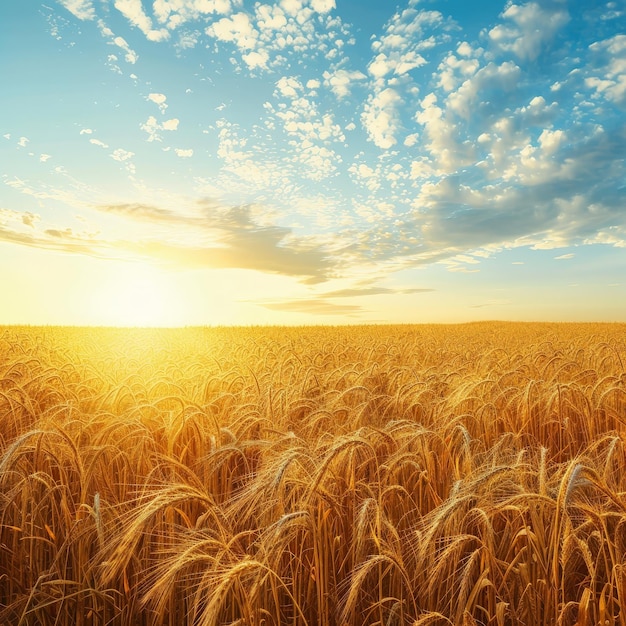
left=1, top=0, right=625, bottom=325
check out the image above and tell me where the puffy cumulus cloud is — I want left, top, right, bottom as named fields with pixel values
left=355, top=4, right=456, bottom=162
left=322, top=68, right=367, bottom=99
left=255, top=3, right=288, bottom=30
left=207, top=12, right=257, bottom=48
left=586, top=35, right=626, bottom=107
left=368, top=50, right=426, bottom=80
left=111, top=35, right=139, bottom=64
left=404, top=126, right=626, bottom=259
left=206, top=11, right=275, bottom=69
left=114, top=0, right=169, bottom=41
left=375, top=7, right=445, bottom=46
left=347, top=160, right=408, bottom=196
left=41, top=0, right=626, bottom=284
left=437, top=52, right=480, bottom=92
left=538, top=128, right=566, bottom=156
left=267, top=76, right=345, bottom=180
left=57, top=0, right=95, bottom=20
left=516, top=95, right=559, bottom=126
left=489, top=2, right=569, bottom=61
left=110, top=148, right=134, bottom=162
left=279, top=0, right=305, bottom=17
left=415, top=93, right=474, bottom=172
left=361, top=87, right=402, bottom=149
left=141, top=116, right=180, bottom=141
left=368, top=5, right=450, bottom=85
left=162, top=118, right=180, bottom=131
left=152, top=0, right=232, bottom=30
left=409, top=158, right=437, bottom=180
left=499, top=131, right=570, bottom=185
left=242, top=49, right=270, bottom=70
left=445, top=59, right=521, bottom=120
left=147, top=92, right=168, bottom=113
left=215, top=121, right=274, bottom=187
left=310, top=0, right=335, bottom=14
left=174, top=148, right=194, bottom=157
left=203, top=0, right=351, bottom=73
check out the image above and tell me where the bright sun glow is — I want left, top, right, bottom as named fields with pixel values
left=88, top=263, right=183, bottom=327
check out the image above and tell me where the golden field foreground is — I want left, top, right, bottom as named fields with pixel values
left=1, top=323, right=626, bottom=626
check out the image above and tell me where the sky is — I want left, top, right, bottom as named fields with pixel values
left=1, top=0, right=625, bottom=326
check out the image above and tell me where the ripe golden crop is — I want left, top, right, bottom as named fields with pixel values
left=1, top=322, right=625, bottom=625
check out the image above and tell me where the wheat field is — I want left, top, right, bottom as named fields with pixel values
left=1, top=322, right=626, bottom=625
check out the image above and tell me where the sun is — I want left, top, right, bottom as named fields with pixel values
left=88, top=262, right=183, bottom=327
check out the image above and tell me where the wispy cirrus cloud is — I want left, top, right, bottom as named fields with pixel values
left=0, top=201, right=334, bottom=283
left=256, top=298, right=362, bottom=316
left=322, top=286, right=434, bottom=298
left=96, top=202, right=333, bottom=282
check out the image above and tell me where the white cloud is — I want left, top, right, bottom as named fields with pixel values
left=276, top=76, right=302, bottom=98
left=447, top=61, right=521, bottom=120
left=79, top=128, right=93, bottom=135
left=153, top=0, right=232, bottom=30
left=204, top=0, right=350, bottom=74
left=538, top=128, right=565, bottom=156
left=368, top=50, right=426, bottom=79
left=207, top=12, right=258, bottom=49
left=310, top=0, right=335, bottom=13
left=57, top=0, right=95, bottom=20
left=175, top=148, right=194, bottom=157
left=268, top=76, right=345, bottom=180
left=586, top=35, right=626, bottom=107
left=255, top=4, right=287, bottom=31
left=162, top=118, right=180, bottom=131
left=147, top=92, right=168, bottom=113
left=361, top=88, right=402, bottom=149
left=18, top=137, right=29, bottom=148
left=90, top=138, right=109, bottom=148
left=437, top=53, right=480, bottom=92
left=279, top=0, right=304, bottom=17
left=489, top=2, right=569, bottom=61
left=555, top=253, right=575, bottom=260
left=39, top=154, right=52, bottom=162
left=141, top=116, right=179, bottom=141
left=404, top=133, right=419, bottom=147
left=112, top=36, right=139, bottom=64
left=409, top=158, right=436, bottom=180
left=415, top=93, right=474, bottom=173
left=242, top=49, right=269, bottom=70
left=323, top=68, right=366, bottom=99
left=111, top=148, right=134, bottom=161
left=114, top=0, right=169, bottom=41
left=141, top=116, right=161, bottom=142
